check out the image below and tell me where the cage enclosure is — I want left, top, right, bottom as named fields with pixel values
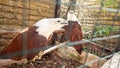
left=0, top=0, right=120, bottom=68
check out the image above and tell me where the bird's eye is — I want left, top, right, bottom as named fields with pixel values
left=57, top=20, right=60, bottom=23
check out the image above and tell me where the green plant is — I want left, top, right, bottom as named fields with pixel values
left=99, top=0, right=118, bottom=8
left=68, top=53, right=81, bottom=60
left=93, top=25, right=119, bottom=37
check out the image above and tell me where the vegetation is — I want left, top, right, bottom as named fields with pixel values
left=69, top=53, right=81, bottom=60
left=83, top=25, right=119, bottom=39
left=93, top=25, right=119, bottom=37
left=99, top=0, right=118, bottom=8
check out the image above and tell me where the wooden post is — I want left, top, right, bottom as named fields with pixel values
left=54, top=0, right=61, bottom=18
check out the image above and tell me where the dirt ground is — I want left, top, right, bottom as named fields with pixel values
left=0, top=31, right=106, bottom=68
left=0, top=51, right=89, bottom=68
left=0, top=32, right=84, bottom=68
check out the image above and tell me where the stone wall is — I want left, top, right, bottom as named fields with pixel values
left=0, top=0, right=55, bottom=28
left=0, top=0, right=56, bottom=51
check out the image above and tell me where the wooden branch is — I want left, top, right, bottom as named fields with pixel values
left=43, top=42, right=67, bottom=55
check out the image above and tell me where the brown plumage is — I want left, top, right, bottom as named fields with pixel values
left=48, top=21, right=83, bottom=54
left=66, top=21, right=83, bottom=54
left=0, top=18, right=67, bottom=61
left=0, top=26, right=47, bottom=60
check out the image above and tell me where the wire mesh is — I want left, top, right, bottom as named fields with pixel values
left=0, top=0, right=120, bottom=68
left=57, top=0, right=120, bottom=67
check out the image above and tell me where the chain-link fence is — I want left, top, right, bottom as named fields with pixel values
left=60, top=0, right=120, bottom=68
left=0, top=0, right=120, bottom=68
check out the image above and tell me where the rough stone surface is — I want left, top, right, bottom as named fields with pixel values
left=0, top=0, right=55, bottom=27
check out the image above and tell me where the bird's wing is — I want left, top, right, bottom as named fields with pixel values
left=0, top=32, right=24, bottom=60
left=0, top=26, right=47, bottom=60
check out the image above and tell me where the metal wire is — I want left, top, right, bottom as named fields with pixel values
left=0, top=0, right=120, bottom=68
left=0, top=35, right=119, bottom=59
left=21, top=0, right=29, bottom=68
left=60, top=1, right=120, bottom=68
left=107, top=3, right=120, bottom=68
left=77, top=51, right=120, bottom=68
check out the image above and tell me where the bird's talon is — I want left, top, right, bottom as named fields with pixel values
left=37, top=51, right=44, bottom=59
left=31, top=51, right=44, bottom=61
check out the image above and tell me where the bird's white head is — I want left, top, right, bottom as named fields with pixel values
left=67, top=10, right=81, bottom=25
left=34, top=18, right=67, bottom=39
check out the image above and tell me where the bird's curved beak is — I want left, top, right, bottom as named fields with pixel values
left=60, top=21, right=68, bottom=25
left=61, top=22, right=67, bottom=24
